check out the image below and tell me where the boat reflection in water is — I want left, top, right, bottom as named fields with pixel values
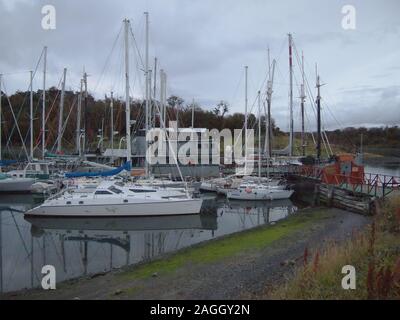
left=26, top=214, right=218, bottom=266
left=218, top=199, right=297, bottom=225
left=0, top=194, right=297, bottom=294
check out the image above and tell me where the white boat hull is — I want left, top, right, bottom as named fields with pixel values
left=227, top=189, right=294, bottom=201
left=199, top=182, right=217, bottom=192
left=0, top=178, right=35, bottom=192
left=26, top=198, right=203, bottom=217
left=218, top=184, right=285, bottom=195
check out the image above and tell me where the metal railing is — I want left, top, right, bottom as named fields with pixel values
left=290, top=166, right=399, bottom=198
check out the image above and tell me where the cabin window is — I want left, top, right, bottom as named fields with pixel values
left=66, top=201, right=71, bottom=205
left=123, top=199, right=128, bottom=203
left=108, top=186, right=123, bottom=194
left=95, top=190, right=113, bottom=195
left=79, top=201, right=84, bottom=204
left=129, top=189, right=156, bottom=193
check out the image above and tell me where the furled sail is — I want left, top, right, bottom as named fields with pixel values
left=64, top=161, right=131, bottom=178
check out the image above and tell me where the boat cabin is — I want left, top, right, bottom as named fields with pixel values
left=321, top=154, right=364, bottom=184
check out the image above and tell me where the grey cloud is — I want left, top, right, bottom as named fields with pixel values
left=0, top=0, right=399, bottom=131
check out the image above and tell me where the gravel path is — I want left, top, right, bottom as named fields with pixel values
left=2, top=208, right=370, bottom=300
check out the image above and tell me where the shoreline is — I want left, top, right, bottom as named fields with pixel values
left=1, top=206, right=370, bottom=300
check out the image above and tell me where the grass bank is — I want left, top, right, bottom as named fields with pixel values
left=270, top=196, right=400, bottom=299
left=118, top=209, right=332, bottom=281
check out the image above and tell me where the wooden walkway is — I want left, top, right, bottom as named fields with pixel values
left=289, top=167, right=400, bottom=199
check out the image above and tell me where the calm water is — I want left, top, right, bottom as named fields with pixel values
left=364, top=164, right=400, bottom=177
left=0, top=194, right=298, bottom=293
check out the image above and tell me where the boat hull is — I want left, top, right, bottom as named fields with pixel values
left=25, top=198, right=204, bottom=217
left=0, top=178, right=35, bottom=192
left=199, top=183, right=217, bottom=192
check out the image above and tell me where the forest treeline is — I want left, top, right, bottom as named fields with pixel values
left=0, top=88, right=398, bottom=154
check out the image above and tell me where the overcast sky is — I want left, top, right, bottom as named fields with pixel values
left=0, top=0, right=399, bottom=131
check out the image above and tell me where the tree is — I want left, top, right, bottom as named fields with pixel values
left=167, top=95, right=184, bottom=108
left=213, top=100, right=229, bottom=117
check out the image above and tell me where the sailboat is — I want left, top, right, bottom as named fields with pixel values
left=226, top=183, right=293, bottom=201
left=26, top=18, right=203, bottom=217
left=227, top=80, right=293, bottom=201
left=0, top=172, right=35, bottom=192
left=25, top=180, right=202, bottom=217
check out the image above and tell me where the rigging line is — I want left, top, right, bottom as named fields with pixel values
left=128, top=25, right=146, bottom=99
left=93, top=24, right=123, bottom=93
left=231, top=87, right=261, bottom=150
left=47, top=233, right=64, bottom=268
left=130, top=41, right=145, bottom=99
left=322, top=98, right=353, bottom=134
left=10, top=212, right=40, bottom=282
left=111, top=35, right=125, bottom=92
left=50, top=95, right=77, bottom=151
left=304, top=77, right=331, bottom=157
left=1, top=81, right=29, bottom=158
left=272, top=36, right=288, bottom=66
left=324, top=129, right=333, bottom=155
left=19, top=81, right=53, bottom=158
left=304, top=78, right=327, bottom=153
left=320, top=112, right=333, bottom=156
left=29, top=73, right=63, bottom=153
left=304, top=106, right=316, bottom=146
left=42, top=76, right=64, bottom=149
left=321, top=96, right=344, bottom=129
left=320, top=118, right=330, bottom=157
left=3, top=47, right=44, bottom=141
left=227, top=69, right=244, bottom=109
left=299, top=50, right=338, bottom=152
left=129, top=25, right=145, bottom=71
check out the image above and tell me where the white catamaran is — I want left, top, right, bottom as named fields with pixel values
left=26, top=17, right=203, bottom=217
left=25, top=180, right=202, bottom=217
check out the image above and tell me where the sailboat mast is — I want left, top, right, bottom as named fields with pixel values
left=257, top=91, right=261, bottom=180
left=159, top=69, right=165, bottom=127
left=153, top=57, right=157, bottom=128
left=191, top=98, right=195, bottom=128
left=42, top=46, right=47, bottom=159
left=0, top=74, right=2, bottom=161
left=110, top=91, right=114, bottom=159
left=316, top=67, right=322, bottom=162
left=288, top=34, right=294, bottom=157
left=76, top=79, right=82, bottom=155
left=266, top=60, right=276, bottom=158
left=244, top=65, right=248, bottom=156
left=29, top=71, right=33, bottom=160
left=300, top=51, right=306, bottom=156
left=144, top=12, right=149, bottom=177
left=83, top=71, right=88, bottom=153
left=124, top=19, right=131, bottom=164
left=163, top=72, right=167, bottom=125
left=176, top=100, right=180, bottom=131
left=57, top=68, right=67, bottom=153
